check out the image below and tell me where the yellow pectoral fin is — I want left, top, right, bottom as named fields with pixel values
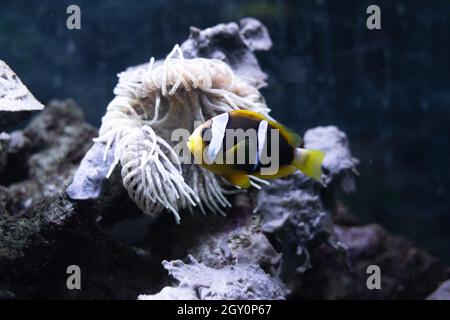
left=224, top=138, right=249, bottom=165
left=224, top=173, right=251, bottom=189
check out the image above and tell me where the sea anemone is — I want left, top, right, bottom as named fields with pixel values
left=94, top=45, right=270, bottom=222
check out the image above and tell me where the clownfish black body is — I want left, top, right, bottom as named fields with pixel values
left=187, top=110, right=325, bottom=188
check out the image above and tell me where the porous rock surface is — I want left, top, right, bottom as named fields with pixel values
left=0, top=100, right=163, bottom=299
left=138, top=255, right=287, bottom=300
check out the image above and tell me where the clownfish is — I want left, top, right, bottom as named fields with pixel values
left=187, top=110, right=325, bottom=188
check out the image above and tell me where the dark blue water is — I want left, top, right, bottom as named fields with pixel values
left=1, top=0, right=449, bottom=263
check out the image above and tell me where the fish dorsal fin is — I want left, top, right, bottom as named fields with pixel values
left=230, top=110, right=302, bottom=147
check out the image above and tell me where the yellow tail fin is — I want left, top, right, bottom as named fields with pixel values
left=293, top=148, right=325, bottom=181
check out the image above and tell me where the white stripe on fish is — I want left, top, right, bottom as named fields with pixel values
left=206, top=112, right=229, bottom=163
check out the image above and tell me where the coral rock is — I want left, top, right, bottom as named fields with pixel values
left=181, top=18, right=272, bottom=89
left=139, top=255, right=287, bottom=300
left=304, top=126, right=359, bottom=192
left=427, top=280, right=450, bottom=300
left=0, top=60, right=44, bottom=131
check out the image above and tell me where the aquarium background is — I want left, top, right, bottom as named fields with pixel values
left=1, top=0, right=449, bottom=263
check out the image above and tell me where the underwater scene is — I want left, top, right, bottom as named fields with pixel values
left=0, top=0, right=449, bottom=302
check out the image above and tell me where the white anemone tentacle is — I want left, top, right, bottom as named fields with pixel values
left=95, top=44, right=271, bottom=222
